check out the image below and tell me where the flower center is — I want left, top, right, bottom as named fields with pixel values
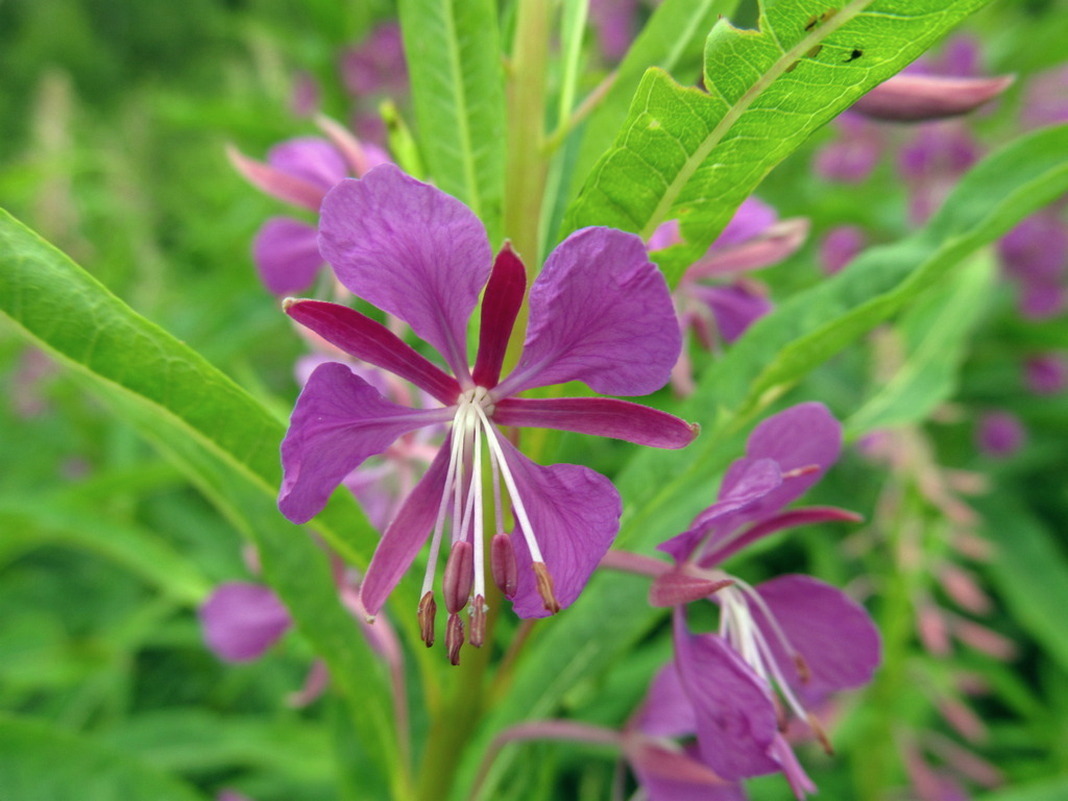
left=416, top=385, right=556, bottom=664
left=717, top=579, right=832, bottom=752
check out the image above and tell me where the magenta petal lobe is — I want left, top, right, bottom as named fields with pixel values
left=199, top=582, right=292, bottom=662
left=501, top=227, right=680, bottom=397
left=318, top=165, right=491, bottom=378
left=496, top=437, right=622, bottom=618
left=753, top=574, right=882, bottom=702
left=360, top=439, right=454, bottom=617
left=673, top=618, right=781, bottom=781
left=279, top=363, right=451, bottom=523
left=254, top=217, right=323, bottom=296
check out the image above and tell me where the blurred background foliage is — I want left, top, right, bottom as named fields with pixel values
left=0, top=0, right=1066, bottom=799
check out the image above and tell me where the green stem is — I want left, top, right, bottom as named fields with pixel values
left=503, top=0, right=551, bottom=269
left=501, top=0, right=551, bottom=377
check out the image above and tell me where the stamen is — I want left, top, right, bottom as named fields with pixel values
left=446, top=613, right=465, bottom=665
left=807, top=713, right=835, bottom=756
left=443, top=541, right=474, bottom=614
left=533, top=562, right=561, bottom=614
left=469, top=594, right=487, bottom=647
left=418, top=591, right=437, bottom=647
left=420, top=427, right=465, bottom=599
left=491, top=533, right=518, bottom=598
left=475, top=407, right=546, bottom=565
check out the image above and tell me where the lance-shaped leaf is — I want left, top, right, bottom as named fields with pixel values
left=562, top=0, right=991, bottom=285
left=0, top=212, right=404, bottom=796
left=398, top=0, right=506, bottom=241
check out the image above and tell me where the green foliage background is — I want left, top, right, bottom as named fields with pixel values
left=1, top=0, right=1067, bottom=799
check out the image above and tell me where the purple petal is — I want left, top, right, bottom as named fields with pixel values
left=649, top=567, right=735, bottom=607
left=284, top=299, right=462, bottom=405
left=702, top=506, right=862, bottom=567
left=767, top=735, right=817, bottom=799
left=627, top=740, right=746, bottom=801
left=497, top=436, right=622, bottom=618
left=658, top=458, right=783, bottom=562
left=279, top=363, right=451, bottom=523
left=199, top=582, right=292, bottom=662
left=498, top=227, right=680, bottom=397
left=253, top=217, right=323, bottom=296
left=722, top=402, right=842, bottom=519
left=360, top=439, right=453, bottom=616
left=636, top=662, right=697, bottom=737
left=999, top=211, right=1068, bottom=285
left=267, top=137, right=349, bottom=193
left=647, top=219, right=681, bottom=252
left=227, top=145, right=327, bottom=210
left=688, top=218, right=809, bottom=278
left=693, top=283, right=773, bottom=343
left=711, top=197, right=778, bottom=251
left=1022, top=65, right=1068, bottom=129
left=318, top=165, right=491, bottom=378
left=472, top=245, right=527, bottom=389
left=673, top=616, right=780, bottom=781
left=820, top=225, right=866, bottom=275
left=1019, top=284, right=1065, bottom=319
left=851, top=74, right=1013, bottom=122
left=753, top=574, right=881, bottom=702
left=899, top=124, right=979, bottom=182
left=1025, top=354, right=1067, bottom=395
left=492, top=396, right=698, bottom=449
left=814, top=114, right=883, bottom=183
left=976, top=411, right=1025, bottom=458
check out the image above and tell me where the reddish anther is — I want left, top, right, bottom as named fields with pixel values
left=443, top=541, right=474, bottom=614
left=446, top=613, right=465, bottom=666
left=418, top=591, right=437, bottom=647
left=469, top=595, right=487, bottom=648
left=533, top=561, right=561, bottom=614
left=491, top=533, right=518, bottom=598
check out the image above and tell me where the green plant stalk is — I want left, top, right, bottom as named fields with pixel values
left=855, top=484, right=927, bottom=800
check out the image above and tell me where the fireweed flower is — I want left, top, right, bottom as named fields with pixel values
left=279, top=164, right=696, bottom=660
left=649, top=197, right=808, bottom=394
left=645, top=403, right=880, bottom=796
left=228, top=119, right=388, bottom=296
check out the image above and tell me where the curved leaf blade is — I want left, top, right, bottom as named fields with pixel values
left=562, top=0, right=990, bottom=284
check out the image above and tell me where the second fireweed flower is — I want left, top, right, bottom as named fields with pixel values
left=279, top=164, right=697, bottom=659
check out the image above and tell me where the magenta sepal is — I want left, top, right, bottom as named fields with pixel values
left=493, top=396, right=697, bottom=449
left=284, top=299, right=462, bottom=405
left=472, top=244, right=527, bottom=389
left=360, top=438, right=454, bottom=617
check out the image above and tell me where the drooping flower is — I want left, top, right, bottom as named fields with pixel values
left=644, top=403, right=880, bottom=797
left=650, top=198, right=808, bottom=393
left=199, top=582, right=293, bottom=663
left=975, top=411, right=1025, bottom=458
left=279, top=164, right=696, bottom=660
left=1024, top=353, right=1067, bottom=395
left=228, top=119, right=388, bottom=296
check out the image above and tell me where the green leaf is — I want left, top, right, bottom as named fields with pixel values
left=977, top=777, right=1068, bottom=801
left=458, top=125, right=1068, bottom=799
left=0, top=496, right=210, bottom=605
left=0, top=715, right=206, bottom=801
left=562, top=0, right=990, bottom=284
left=398, top=0, right=506, bottom=240
left=846, top=250, right=997, bottom=435
left=0, top=212, right=404, bottom=796
left=0, top=208, right=373, bottom=567
left=978, top=497, right=1068, bottom=677
left=566, top=0, right=738, bottom=191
